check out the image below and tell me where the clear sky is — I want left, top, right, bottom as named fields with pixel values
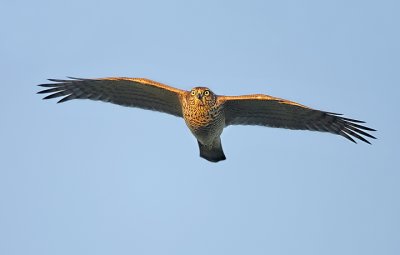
left=1, top=0, right=399, bottom=254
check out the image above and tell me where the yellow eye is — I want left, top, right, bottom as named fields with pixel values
left=204, top=90, right=210, bottom=96
left=191, top=90, right=196, bottom=96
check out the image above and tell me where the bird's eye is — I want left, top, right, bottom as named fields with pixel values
left=191, top=90, right=196, bottom=96
left=204, top=90, right=210, bottom=96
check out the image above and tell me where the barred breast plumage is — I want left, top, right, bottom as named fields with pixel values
left=182, top=87, right=225, bottom=145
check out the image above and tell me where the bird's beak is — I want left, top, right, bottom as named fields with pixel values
left=196, top=93, right=205, bottom=105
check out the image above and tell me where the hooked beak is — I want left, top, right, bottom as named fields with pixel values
left=196, top=93, right=205, bottom=105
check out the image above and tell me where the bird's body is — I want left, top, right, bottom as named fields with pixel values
left=182, top=87, right=224, bottom=143
left=38, top=77, right=376, bottom=162
left=181, top=87, right=227, bottom=161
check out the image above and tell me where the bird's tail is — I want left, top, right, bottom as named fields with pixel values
left=198, top=138, right=226, bottom=163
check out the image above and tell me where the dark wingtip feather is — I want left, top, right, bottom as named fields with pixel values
left=346, top=125, right=377, bottom=140
left=37, top=87, right=64, bottom=94
left=328, top=111, right=377, bottom=144
left=341, top=117, right=365, bottom=123
left=43, top=94, right=56, bottom=100
left=362, top=138, right=372, bottom=145
left=48, top=78, right=73, bottom=83
left=348, top=122, right=376, bottom=132
left=328, top=117, right=375, bottom=144
left=57, top=98, right=67, bottom=103
left=57, top=94, right=76, bottom=103
left=364, top=140, right=372, bottom=145
left=344, top=128, right=372, bottom=144
left=48, top=78, right=62, bottom=82
left=341, top=131, right=357, bottom=144
left=38, top=83, right=60, bottom=87
left=324, top=111, right=343, bottom=116
left=42, top=90, right=69, bottom=100
left=363, top=133, right=377, bottom=140
left=66, top=76, right=94, bottom=81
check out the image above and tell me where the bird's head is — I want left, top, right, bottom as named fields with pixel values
left=188, top=87, right=217, bottom=106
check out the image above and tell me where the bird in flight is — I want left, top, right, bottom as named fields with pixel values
left=38, top=77, right=376, bottom=162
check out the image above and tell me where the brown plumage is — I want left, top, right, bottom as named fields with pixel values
left=38, top=77, right=376, bottom=162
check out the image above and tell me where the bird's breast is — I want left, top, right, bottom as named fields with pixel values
left=182, top=101, right=225, bottom=145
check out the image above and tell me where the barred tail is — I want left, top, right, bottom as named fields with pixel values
left=198, top=138, right=226, bottom=163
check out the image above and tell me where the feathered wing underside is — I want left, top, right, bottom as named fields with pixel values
left=220, top=94, right=376, bottom=144
left=38, top=77, right=186, bottom=117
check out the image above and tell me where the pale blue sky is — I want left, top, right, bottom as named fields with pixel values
left=1, top=0, right=399, bottom=254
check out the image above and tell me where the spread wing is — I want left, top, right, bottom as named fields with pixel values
left=38, top=77, right=186, bottom=117
left=219, top=94, right=376, bottom=144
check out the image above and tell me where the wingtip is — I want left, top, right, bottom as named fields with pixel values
left=341, top=132, right=357, bottom=144
left=342, top=117, right=366, bottom=123
left=47, top=78, right=60, bottom=82
left=57, top=97, right=68, bottom=103
left=66, top=76, right=80, bottom=80
left=42, top=94, right=54, bottom=100
left=48, top=77, right=81, bottom=82
left=38, top=83, right=58, bottom=87
left=324, top=111, right=343, bottom=116
left=66, top=76, right=92, bottom=81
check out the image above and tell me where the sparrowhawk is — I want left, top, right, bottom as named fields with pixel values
left=38, top=77, right=376, bottom=162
